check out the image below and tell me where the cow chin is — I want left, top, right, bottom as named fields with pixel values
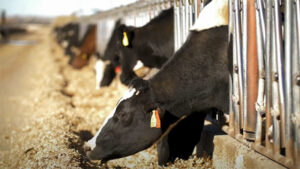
left=86, top=147, right=117, bottom=162
left=86, top=127, right=163, bottom=162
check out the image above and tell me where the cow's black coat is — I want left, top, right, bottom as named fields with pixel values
left=87, top=26, right=231, bottom=166
left=101, top=7, right=174, bottom=86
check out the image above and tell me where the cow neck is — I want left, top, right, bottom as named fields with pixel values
left=148, top=27, right=229, bottom=117
left=133, top=10, right=174, bottom=59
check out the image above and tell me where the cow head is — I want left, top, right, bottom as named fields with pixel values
left=103, top=20, right=135, bottom=61
left=95, top=59, right=119, bottom=89
left=84, top=78, right=176, bottom=162
left=97, top=20, right=136, bottom=88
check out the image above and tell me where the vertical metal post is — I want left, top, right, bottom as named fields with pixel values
left=180, top=0, right=186, bottom=44
left=234, top=0, right=245, bottom=134
left=244, top=0, right=257, bottom=141
left=188, top=0, right=193, bottom=27
left=273, top=0, right=286, bottom=148
left=232, top=0, right=242, bottom=136
left=193, top=0, right=198, bottom=23
left=174, top=0, right=181, bottom=51
left=265, top=0, right=273, bottom=150
left=293, top=0, right=300, bottom=166
left=185, top=0, right=190, bottom=34
left=242, top=0, right=248, bottom=135
left=271, top=9, right=281, bottom=154
left=254, top=0, right=265, bottom=145
left=228, top=0, right=235, bottom=137
left=257, top=0, right=266, bottom=44
left=284, top=0, right=294, bottom=162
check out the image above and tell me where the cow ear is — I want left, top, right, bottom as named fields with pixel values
left=129, top=78, right=149, bottom=93
left=115, top=19, right=122, bottom=27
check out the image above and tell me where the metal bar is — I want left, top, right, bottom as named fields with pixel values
left=254, top=0, right=265, bottom=145
left=174, top=0, right=180, bottom=51
left=242, top=0, right=248, bottom=138
left=244, top=0, right=258, bottom=141
left=228, top=0, right=235, bottom=137
left=271, top=10, right=281, bottom=154
left=234, top=0, right=245, bottom=134
left=265, top=0, right=273, bottom=150
left=188, top=0, right=193, bottom=28
left=185, top=0, right=190, bottom=35
left=284, top=0, right=294, bottom=162
left=293, top=0, right=300, bottom=166
left=257, top=0, right=266, bottom=44
left=193, top=0, right=198, bottom=23
left=180, top=0, right=186, bottom=45
left=232, top=0, right=242, bottom=136
left=273, top=0, right=286, bottom=148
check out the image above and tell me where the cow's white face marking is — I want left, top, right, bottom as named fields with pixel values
left=133, top=60, right=144, bottom=71
left=86, top=88, right=137, bottom=150
left=94, top=60, right=110, bottom=90
left=190, top=0, right=228, bottom=32
left=61, top=40, right=68, bottom=48
left=68, top=30, right=74, bottom=36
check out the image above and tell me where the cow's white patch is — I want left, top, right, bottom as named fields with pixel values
left=133, top=60, right=144, bottom=71
left=190, top=0, right=228, bottom=32
left=61, top=40, right=68, bottom=48
left=68, top=30, right=74, bottom=36
left=94, top=60, right=110, bottom=90
left=70, top=46, right=81, bottom=55
left=86, top=88, right=137, bottom=150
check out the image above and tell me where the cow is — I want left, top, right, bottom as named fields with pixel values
left=95, top=7, right=174, bottom=89
left=53, top=23, right=96, bottom=69
left=68, top=24, right=97, bottom=69
left=84, top=0, right=230, bottom=166
left=53, top=23, right=79, bottom=56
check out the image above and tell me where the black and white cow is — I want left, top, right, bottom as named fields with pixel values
left=54, top=23, right=79, bottom=56
left=95, top=7, right=174, bottom=89
left=85, top=0, right=230, bottom=165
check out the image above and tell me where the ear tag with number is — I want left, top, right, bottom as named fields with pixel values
left=122, top=32, right=129, bottom=47
left=150, top=110, right=161, bottom=128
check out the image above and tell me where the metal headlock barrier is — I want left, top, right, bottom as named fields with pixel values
left=174, top=0, right=206, bottom=51
left=67, top=0, right=300, bottom=168
left=78, top=0, right=173, bottom=55
left=222, top=0, right=300, bottom=168
left=77, top=0, right=202, bottom=55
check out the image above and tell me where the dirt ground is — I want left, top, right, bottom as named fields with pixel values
left=0, top=25, right=212, bottom=168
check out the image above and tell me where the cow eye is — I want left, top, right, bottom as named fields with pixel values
left=119, top=112, right=133, bottom=126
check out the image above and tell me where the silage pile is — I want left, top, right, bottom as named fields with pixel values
left=0, top=27, right=212, bottom=169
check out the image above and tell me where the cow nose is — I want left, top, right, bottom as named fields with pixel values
left=83, top=143, right=91, bottom=152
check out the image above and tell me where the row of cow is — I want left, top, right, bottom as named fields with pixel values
left=53, top=0, right=229, bottom=166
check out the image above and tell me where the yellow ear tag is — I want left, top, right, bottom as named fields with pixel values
left=81, top=53, right=87, bottom=60
left=150, top=110, right=161, bottom=128
left=122, top=32, right=129, bottom=47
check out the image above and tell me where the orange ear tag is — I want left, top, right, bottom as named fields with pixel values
left=114, top=66, right=121, bottom=73
left=150, top=110, right=161, bottom=128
